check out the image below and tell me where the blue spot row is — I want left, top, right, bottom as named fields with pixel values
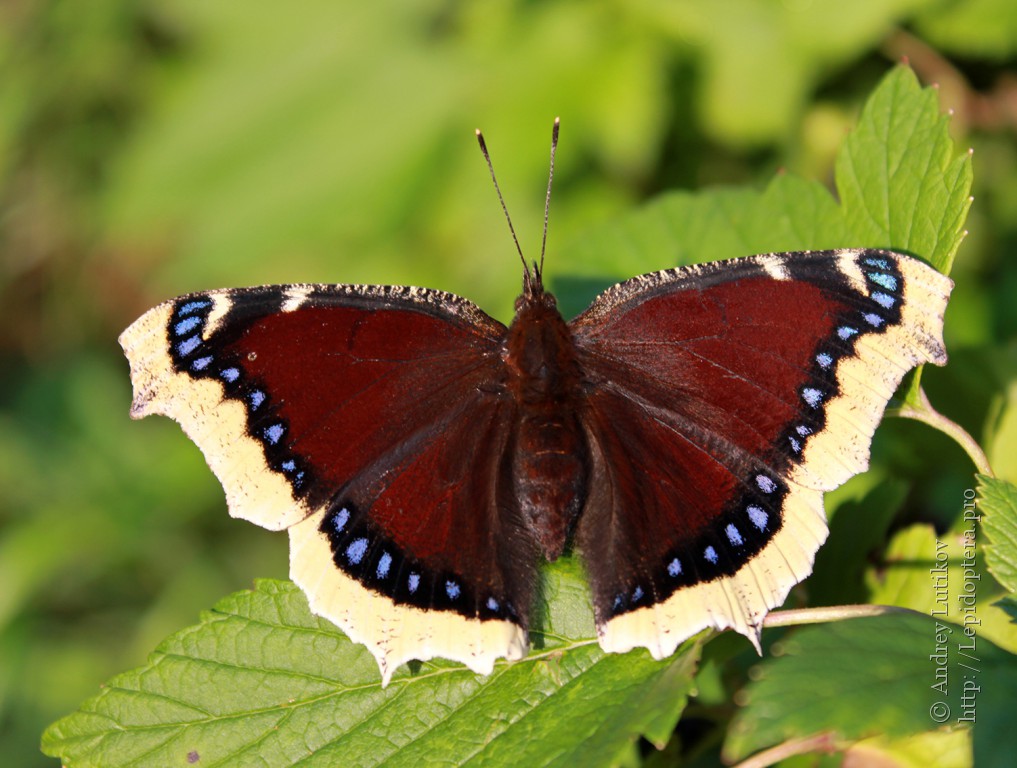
left=867, top=271, right=898, bottom=292
left=333, top=507, right=350, bottom=533
left=247, top=389, right=266, bottom=410
left=177, top=335, right=201, bottom=357
left=178, top=298, right=212, bottom=315
left=788, top=422, right=813, bottom=455
left=747, top=505, right=768, bottom=531
left=174, top=316, right=202, bottom=336
left=605, top=464, right=786, bottom=618
left=323, top=504, right=509, bottom=619
left=279, top=459, right=305, bottom=488
left=264, top=422, right=285, bottom=445
left=802, top=387, right=823, bottom=408
left=168, top=295, right=313, bottom=502
left=346, top=537, right=368, bottom=565
left=725, top=524, right=744, bottom=546
left=872, top=291, right=895, bottom=309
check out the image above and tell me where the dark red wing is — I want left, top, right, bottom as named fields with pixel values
left=120, top=283, right=531, bottom=683
left=568, top=250, right=951, bottom=657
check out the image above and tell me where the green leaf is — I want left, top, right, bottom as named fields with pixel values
left=978, top=474, right=1017, bottom=593
left=561, top=66, right=969, bottom=280
left=724, top=612, right=1017, bottom=766
left=835, top=66, right=972, bottom=271
left=42, top=568, right=699, bottom=768
left=867, top=519, right=1017, bottom=661
left=809, top=476, right=907, bottom=606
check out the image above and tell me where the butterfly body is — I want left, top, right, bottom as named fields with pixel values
left=121, top=248, right=951, bottom=685
left=504, top=270, right=587, bottom=561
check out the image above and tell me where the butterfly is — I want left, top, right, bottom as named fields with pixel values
left=120, top=124, right=951, bottom=685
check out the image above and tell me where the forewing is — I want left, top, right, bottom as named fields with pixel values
left=569, top=249, right=951, bottom=657
left=120, top=283, right=531, bottom=683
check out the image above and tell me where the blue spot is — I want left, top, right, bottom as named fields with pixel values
left=726, top=524, right=744, bottom=546
left=293, top=472, right=305, bottom=487
left=868, top=272, right=898, bottom=292
left=178, top=299, right=211, bottom=315
left=220, top=367, right=240, bottom=383
left=632, top=586, right=644, bottom=602
left=176, top=335, right=201, bottom=357
left=838, top=326, right=858, bottom=340
left=281, top=460, right=296, bottom=472
left=486, top=597, right=500, bottom=612
left=704, top=546, right=719, bottom=564
left=264, top=423, right=285, bottom=445
left=796, top=425, right=812, bottom=436
left=346, top=538, right=368, bottom=565
left=376, top=552, right=392, bottom=578
left=332, top=507, right=350, bottom=533
left=789, top=436, right=802, bottom=453
left=748, top=505, right=768, bottom=531
left=667, top=558, right=682, bottom=577
left=248, top=390, right=266, bottom=410
left=872, top=291, right=895, bottom=309
left=863, top=257, right=890, bottom=270
left=756, top=475, right=776, bottom=494
left=445, top=580, right=461, bottom=600
left=174, top=316, right=202, bottom=336
left=863, top=312, right=883, bottom=327
left=816, top=352, right=834, bottom=369
left=613, top=594, right=624, bottom=610
left=408, top=573, right=420, bottom=593
left=191, top=355, right=213, bottom=371
left=802, top=387, right=823, bottom=408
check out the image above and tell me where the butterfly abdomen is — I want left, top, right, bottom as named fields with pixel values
left=504, top=290, right=589, bottom=561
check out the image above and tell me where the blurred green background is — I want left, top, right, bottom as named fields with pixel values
left=2, top=1, right=1016, bottom=765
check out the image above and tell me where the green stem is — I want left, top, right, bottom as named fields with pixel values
left=732, top=732, right=838, bottom=768
left=763, top=603, right=924, bottom=629
left=890, top=387, right=993, bottom=477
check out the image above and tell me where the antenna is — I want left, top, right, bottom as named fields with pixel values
left=476, top=128, right=529, bottom=281
left=540, top=117, right=560, bottom=277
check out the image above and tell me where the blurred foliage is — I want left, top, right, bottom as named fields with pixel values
left=2, top=1, right=1016, bottom=766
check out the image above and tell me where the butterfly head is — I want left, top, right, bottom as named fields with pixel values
left=516, top=259, right=558, bottom=316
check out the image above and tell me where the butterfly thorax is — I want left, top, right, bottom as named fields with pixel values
left=503, top=286, right=588, bottom=561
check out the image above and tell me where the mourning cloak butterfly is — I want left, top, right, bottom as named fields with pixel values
left=120, top=129, right=951, bottom=686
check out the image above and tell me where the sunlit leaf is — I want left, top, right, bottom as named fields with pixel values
left=42, top=569, right=698, bottom=768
